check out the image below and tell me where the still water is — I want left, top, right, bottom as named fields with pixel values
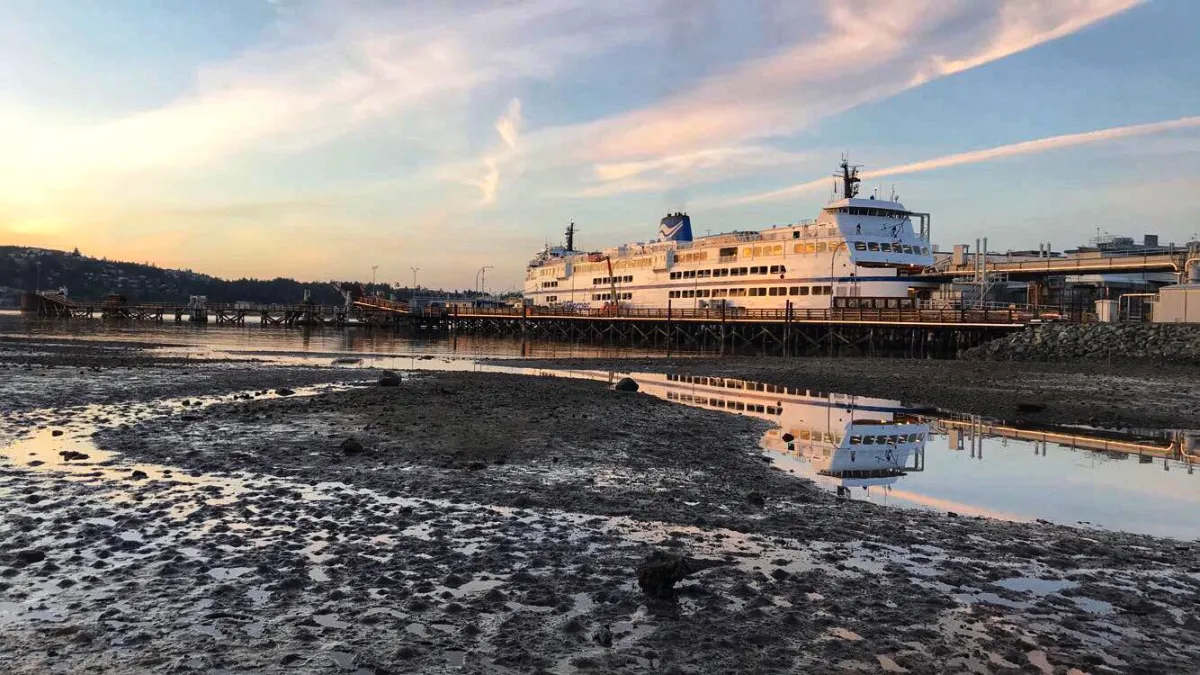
left=3, top=310, right=1196, bottom=540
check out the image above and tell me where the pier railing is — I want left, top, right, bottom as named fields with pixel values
left=435, top=305, right=1031, bottom=325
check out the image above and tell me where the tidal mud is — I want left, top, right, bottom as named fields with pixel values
left=1, top=343, right=1198, bottom=673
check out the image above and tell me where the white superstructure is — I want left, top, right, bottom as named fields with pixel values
left=525, top=159, right=934, bottom=310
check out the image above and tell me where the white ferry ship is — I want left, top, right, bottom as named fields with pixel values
left=525, top=159, right=935, bottom=310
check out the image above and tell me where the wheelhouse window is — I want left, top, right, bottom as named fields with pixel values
left=867, top=242, right=880, bottom=252
left=854, top=242, right=867, bottom=251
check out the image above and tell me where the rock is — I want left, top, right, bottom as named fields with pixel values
left=613, top=377, right=639, bottom=393
left=11, top=549, right=46, bottom=567
left=275, top=388, right=295, bottom=396
left=129, top=470, right=149, bottom=480
left=636, top=552, right=728, bottom=598
left=746, top=491, right=766, bottom=507
left=340, top=438, right=365, bottom=455
left=58, top=450, right=89, bottom=461
left=51, top=430, right=64, bottom=437
left=331, top=357, right=362, bottom=365
left=379, top=371, right=401, bottom=387
left=592, top=625, right=613, bottom=647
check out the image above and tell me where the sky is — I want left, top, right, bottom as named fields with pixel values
left=1, top=0, right=1197, bottom=291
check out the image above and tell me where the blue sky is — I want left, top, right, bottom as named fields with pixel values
left=0, top=0, right=1197, bottom=290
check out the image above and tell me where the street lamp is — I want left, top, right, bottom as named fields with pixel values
left=410, top=267, right=421, bottom=290
left=476, top=266, right=494, bottom=295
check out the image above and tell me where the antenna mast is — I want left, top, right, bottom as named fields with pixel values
left=565, top=221, right=576, bottom=251
left=835, top=154, right=862, bottom=200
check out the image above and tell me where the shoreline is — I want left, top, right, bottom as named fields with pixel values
left=2, top=339, right=1199, bottom=672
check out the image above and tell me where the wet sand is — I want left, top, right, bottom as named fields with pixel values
left=2, top=339, right=1199, bottom=673
left=485, top=356, right=1200, bottom=430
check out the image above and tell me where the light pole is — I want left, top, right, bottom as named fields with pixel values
left=410, top=267, right=421, bottom=291
left=476, top=266, right=494, bottom=296
left=371, top=265, right=378, bottom=294
left=35, top=261, right=41, bottom=293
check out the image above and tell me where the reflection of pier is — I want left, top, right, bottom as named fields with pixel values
left=935, top=417, right=1193, bottom=465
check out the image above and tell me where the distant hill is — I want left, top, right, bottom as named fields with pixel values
left=0, top=246, right=486, bottom=308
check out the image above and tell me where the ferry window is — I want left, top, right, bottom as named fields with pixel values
left=739, top=267, right=748, bottom=275
left=867, top=242, right=880, bottom=252
left=729, top=288, right=746, bottom=297
left=788, top=286, right=799, bottom=295
left=768, top=265, right=779, bottom=273
left=816, top=242, right=827, bottom=253
left=718, top=268, right=729, bottom=277
left=792, top=231, right=800, bottom=239
left=793, top=244, right=804, bottom=254
left=697, top=269, right=711, bottom=278
left=854, top=242, right=867, bottom=251
left=700, top=290, right=711, bottom=298
left=880, top=243, right=893, bottom=252
left=849, top=435, right=862, bottom=445
left=799, top=430, right=811, bottom=440
left=779, top=265, right=786, bottom=273
left=921, top=247, right=929, bottom=255
left=805, top=243, right=816, bottom=253
left=720, top=247, right=737, bottom=258
left=768, top=287, right=780, bottom=296
left=668, top=291, right=677, bottom=298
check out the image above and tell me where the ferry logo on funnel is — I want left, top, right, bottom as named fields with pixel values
left=657, top=213, right=693, bottom=242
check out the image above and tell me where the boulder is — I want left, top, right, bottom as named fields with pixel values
left=58, top=450, right=89, bottom=462
left=636, top=552, right=728, bottom=598
left=129, top=470, right=149, bottom=480
left=613, top=377, right=639, bottom=393
left=379, top=371, right=402, bottom=387
left=340, top=438, right=365, bottom=455
left=275, top=388, right=295, bottom=396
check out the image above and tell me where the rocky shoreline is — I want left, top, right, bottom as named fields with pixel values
left=1, top=339, right=1199, bottom=673
left=962, top=323, right=1200, bottom=363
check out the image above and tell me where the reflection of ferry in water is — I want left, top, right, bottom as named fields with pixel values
left=628, top=372, right=928, bottom=492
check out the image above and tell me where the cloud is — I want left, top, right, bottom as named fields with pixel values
left=726, top=115, right=1200, bottom=205
left=537, top=0, right=1141, bottom=198
left=0, top=0, right=662, bottom=204
left=495, top=98, right=523, bottom=150
left=465, top=158, right=501, bottom=206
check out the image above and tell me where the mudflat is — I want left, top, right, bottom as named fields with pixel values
left=2, top=338, right=1198, bottom=673
left=486, top=356, right=1200, bottom=429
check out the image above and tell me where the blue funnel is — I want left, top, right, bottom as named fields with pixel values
left=658, top=213, right=693, bottom=242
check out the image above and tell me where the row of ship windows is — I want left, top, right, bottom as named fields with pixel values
left=666, top=373, right=800, bottom=395
left=592, top=275, right=635, bottom=285
left=591, top=292, right=633, bottom=301
left=669, top=286, right=833, bottom=299
left=854, top=242, right=929, bottom=254
left=670, top=265, right=786, bottom=280
left=849, top=433, right=924, bottom=445
left=545, top=296, right=558, bottom=302
left=666, top=391, right=783, bottom=416
left=540, top=281, right=560, bottom=288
